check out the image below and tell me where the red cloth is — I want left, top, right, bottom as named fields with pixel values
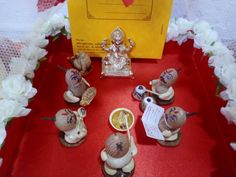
left=0, top=38, right=236, bottom=177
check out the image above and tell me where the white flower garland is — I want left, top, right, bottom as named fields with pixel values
left=0, top=13, right=68, bottom=147
left=167, top=18, right=236, bottom=126
left=1, top=14, right=236, bottom=151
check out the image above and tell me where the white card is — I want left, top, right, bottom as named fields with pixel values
left=141, top=103, right=165, bottom=140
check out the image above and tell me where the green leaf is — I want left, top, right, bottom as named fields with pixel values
left=211, top=41, right=215, bottom=46
left=64, top=16, right=69, bottom=20
left=207, top=51, right=214, bottom=57
left=35, top=61, right=40, bottom=70
left=52, top=34, right=61, bottom=42
left=4, top=117, right=13, bottom=123
left=215, top=79, right=224, bottom=96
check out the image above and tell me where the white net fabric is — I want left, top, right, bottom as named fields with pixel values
left=0, top=0, right=67, bottom=82
left=0, top=38, right=23, bottom=82
left=37, top=0, right=57, bottom=12
left=171, top=0, right=236, bottom=55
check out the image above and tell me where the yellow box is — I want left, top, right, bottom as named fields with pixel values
left=68, top=0, right=173, bottom=59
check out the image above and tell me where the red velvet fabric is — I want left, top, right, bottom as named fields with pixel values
left=1, top=38, right=236, bottom=177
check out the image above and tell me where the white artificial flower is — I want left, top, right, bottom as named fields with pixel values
left=0, top=99, right=31, bottom=122
left=214, top=63, right=236, bottom=87
left=175, top=34, right=189, bottom=45
left=194, top=29, right=218, bottom=49
left=0, top=123, right=6, bottom=147
left=24, top=33, right=49, bottom=48
left=220, top=79, right=236, bottom=101
left=176, top=18, right=194, bottom=34
left=221, top=101, right=236, bottom=125
left=166, top=22, right=179, bottom=42
left=10, top=57, right=35, bottom=79
left=208, top=54, right=236, bottom=68
left=21, top=45, right=47, bottom=63
left=0, top=74, right=37, bottom=106
left=39, top=14, right=66, bottom=37
left=50, top=14, right=66, bottom=30
left=167, top=18, right=194, bottom=44
left=204, top=41, right=232, bottom=56
left=193, top=21, right=211, bottom=35
left=40, top=21, right=52, bottom=37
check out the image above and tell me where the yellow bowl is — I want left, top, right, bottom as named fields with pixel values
left=109, top=108, right=135, bottom=131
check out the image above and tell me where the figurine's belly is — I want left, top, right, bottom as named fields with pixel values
left=106, top=150, right=133, bottom=169
left=65, top=121, right=87, bottom=143
left=69, top=82, right=87, bottom=97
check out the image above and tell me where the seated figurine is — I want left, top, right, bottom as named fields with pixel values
left=55, top=107, right=87, bottom=147
left=101, top=133, right=137, bottom=177
left=101, top=27, right=135, bottom=77
left=149, top=68, right=178, bottom=105
left=68, top=52, right=92, bottom=75
left=158, top=106, right=195, bottom=146
left=64, top=68, right=95, bottom=104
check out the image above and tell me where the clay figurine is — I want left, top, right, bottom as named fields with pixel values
left=68, top=52, right=92, bottom=75
left=101, top=27, right=135, bottom=77
left=63, top=68, right=96, bottom=105
left=55, top=107, right=87, bottom=147
left=149, top=68, right=178, bottom=105
left=101, top=133, right=137, bottom=177
left=158, top=106, right=195, bottom=146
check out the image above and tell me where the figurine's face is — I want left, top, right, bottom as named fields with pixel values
left=55, top=109, right=77, bottom=132
left=105, top=133, right=129, bottom=158
left=160, top=68, right=178, bottom=87
left=164, top=107, right=186, bottom=130
left=111, top=28, right=124, bottom=45
left=65, top=68, right=82, bottom=86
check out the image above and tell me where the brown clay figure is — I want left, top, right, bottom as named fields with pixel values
left=54, top=107, right=87, bottom=147
left=63, top=68, right=96, bottom=105
left=149, top=68, right=179, bottom=105
left=158, top=106, right=195, bottom=147
left=68, top=52, right=92, bottom=75
left=101, top=133, right=137, bottom=177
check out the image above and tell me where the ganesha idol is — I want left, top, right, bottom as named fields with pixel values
left=149, top=68, right=179, bottom=105
left=158, top=106, right=196, bottom=147
left=64, top=68, right=96, bottom=106
left=54, top=107, right=87, bottom=147
left=101, top=27, right=135, bottom=77
left=101, top=133, right=138, bottom=177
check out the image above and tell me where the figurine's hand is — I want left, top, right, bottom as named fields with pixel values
left=101, top=149, right=108, bottom=161
left=130, top=136, right=138, bottom=156
left=101, top=39, right=108, bottom=47
left=162, top=130, right=172, bottom=138
left=128, top=38, right=135, bottom=48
